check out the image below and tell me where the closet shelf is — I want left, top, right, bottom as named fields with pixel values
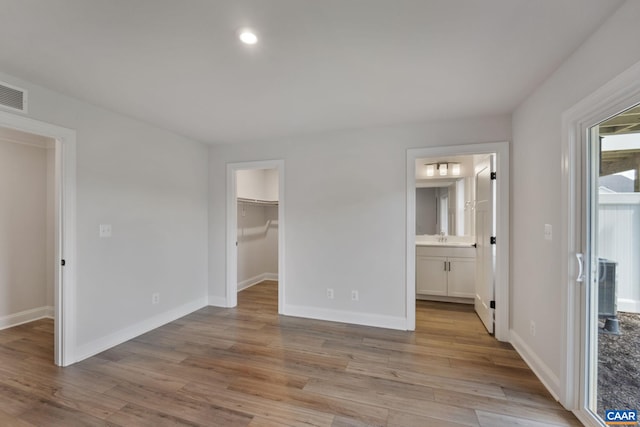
left=237, top=197, right=279, bottom=206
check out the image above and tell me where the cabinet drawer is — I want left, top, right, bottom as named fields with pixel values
left=416, top=246, right=476, bottom=258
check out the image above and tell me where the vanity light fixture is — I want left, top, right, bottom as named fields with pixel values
left=424, top=162, right=461, bottom=177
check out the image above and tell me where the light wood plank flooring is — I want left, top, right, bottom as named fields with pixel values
left=0, top=281, right=580, bottom=426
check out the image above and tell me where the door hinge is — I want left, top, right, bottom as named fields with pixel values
left=490, top=300, right=496, bottom=309
left=490, top=172, right=497, bottom=180
left=490, top=236, right=496, bottom=245
left=61, top=259, right=66, bottom=266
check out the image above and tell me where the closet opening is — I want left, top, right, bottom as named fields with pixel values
left=236, top=169, right=279, bottom=311
left=0, top=111, right=76, bottom=367
left=0, top=126, right=56, bottom=361
left=226, top=160, right=285, bottom=313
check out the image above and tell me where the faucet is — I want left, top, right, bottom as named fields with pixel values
left=438, top=231, right=447, bottom=242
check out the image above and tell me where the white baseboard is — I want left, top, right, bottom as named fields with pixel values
left=74, top=297, right=207, bottom=363
left=0, top=306, right=54, bottom=330
left=416, top=295, right=473, bottom=304
left=283, top=304, right=407, bottom=330
left=510, top=329, right=560, bottom=401
left=45, top=306, right=55, bottom=318
left=207, top=295, right=229, bottom=307
left=237, top=272, right=278, bottom=291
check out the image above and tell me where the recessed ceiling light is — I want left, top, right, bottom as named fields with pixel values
left=238, top=29, right=258, bottom=45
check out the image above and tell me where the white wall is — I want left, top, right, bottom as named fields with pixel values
left=0, top=70, right=209, bottom=360
left=237, top=168, right=279, bottom=201
left=264, top=169, right=279, bottom=202
left=511, top=0, right=640, bottom=398
left=0, top=138, right=49, bottom=320
left=209, top=116, right=511, bottom=323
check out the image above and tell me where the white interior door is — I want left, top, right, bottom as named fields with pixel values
left=475, top=155, right=496, bottom=334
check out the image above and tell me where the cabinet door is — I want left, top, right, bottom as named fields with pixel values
left=416, top=256, right=448, bottom=296
left=447, top=257, right=476, bottom=298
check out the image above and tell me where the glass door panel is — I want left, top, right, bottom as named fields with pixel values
left=586, top=104, right=640, bottom=423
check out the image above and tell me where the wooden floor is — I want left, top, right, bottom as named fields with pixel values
left=0, top=281, right=580, bottom=426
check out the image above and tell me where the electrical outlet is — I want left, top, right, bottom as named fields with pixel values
left=530, top=320, right=536, bottom=336
left=351, top=290, right=359, bottom=301
left=152, top=293, right=160, bottom=305
left=326, top=288, right=334, bottom=299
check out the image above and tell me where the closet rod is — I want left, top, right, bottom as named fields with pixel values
left=237, top=197, right=279, bottom=206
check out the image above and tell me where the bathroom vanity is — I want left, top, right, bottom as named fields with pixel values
left=416, top=237, right=476, bottom=302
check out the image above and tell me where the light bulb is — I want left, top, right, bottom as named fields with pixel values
left=239, top=30, right=258, bottom=45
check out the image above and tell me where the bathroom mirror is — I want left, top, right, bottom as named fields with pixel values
left=416, top=178, right=474, bottom=237
left=415, top=154, right=481, bottom=238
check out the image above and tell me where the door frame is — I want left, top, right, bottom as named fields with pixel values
left=561, top=59, right=640, bottom=421
left=406, top=142, right=510, bottom=341
left=0, top=111, right=77, bottom=367
left=226, top=160, right=285, bottom=311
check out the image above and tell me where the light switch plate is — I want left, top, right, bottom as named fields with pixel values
left=99, top=224, right=112, bottom=238
left=544, top=224, right=552, bottom=241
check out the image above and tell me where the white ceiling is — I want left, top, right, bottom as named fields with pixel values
left=0, top=0, right=624, bottom=144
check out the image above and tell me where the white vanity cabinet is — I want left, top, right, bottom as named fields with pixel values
left=416, top=246, right=476, bottom=299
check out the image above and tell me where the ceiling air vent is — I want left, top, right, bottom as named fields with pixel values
left=0, top=81, right=27, bottom=113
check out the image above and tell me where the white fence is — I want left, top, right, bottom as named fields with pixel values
left=598, top=193, right=640, bottom=313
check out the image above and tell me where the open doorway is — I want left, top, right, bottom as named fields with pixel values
left=406, top=142, right=509, bottom=341
left=236, top=169, right=279, bottom=310
left=0, top=111, right=76, bottom=367
left=0, top=127, right=55, bottom=333
left=226, top=160, right=285, bottom=312
left=0, top=111, right=76, bottom=366
left=413, top=152, right=496, bottom=334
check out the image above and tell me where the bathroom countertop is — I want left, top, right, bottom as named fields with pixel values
left=415, top=241, right=476, bottom=248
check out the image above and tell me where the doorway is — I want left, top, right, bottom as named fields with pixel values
left=406, top=142, right=509, bottom=340
left=226, top=160, right=285, bottom=312
left=0, top=127, right=55, bottom=327
left=561, top=60, right=640, bottom=424
left=0, top=111, right=76, bottom=367
left=573, top=104, right=640, bottom=425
